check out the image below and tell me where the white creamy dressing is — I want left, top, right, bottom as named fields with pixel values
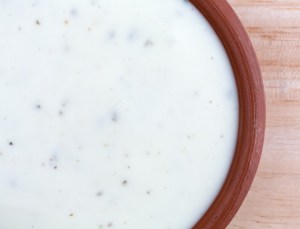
left=0, top=0, right=239, bottom=228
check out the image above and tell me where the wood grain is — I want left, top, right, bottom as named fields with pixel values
left=227, top=0, right=300, bottom=228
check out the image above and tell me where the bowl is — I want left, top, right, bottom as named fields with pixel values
left=191, top=0, right=265, bottom=228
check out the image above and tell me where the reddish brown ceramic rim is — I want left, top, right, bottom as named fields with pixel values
left=190, top=0, right=266, bottom=228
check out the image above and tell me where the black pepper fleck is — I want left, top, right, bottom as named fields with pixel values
left=122, top=180, right=128, bottom=186
left=111, top=111, right=118, bottom=122
left=108, top=31, right=116, bottom=40
left=36, top=20, right=40, bottom=25
left=96, top=191, right=103, bottom=197
left=128, top=30, right=138, bottom=41
left=49, top=155, right=58, bottom=162
left=144, top=39, right=154, bottom=47
left=9, top=141, right=13, bottom=146
left=70, top=9, right=78, bottom=16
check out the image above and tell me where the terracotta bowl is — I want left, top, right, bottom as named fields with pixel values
left=190, top=0, right=266, bottom=228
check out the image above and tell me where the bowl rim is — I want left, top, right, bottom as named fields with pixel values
left=190, top=0, right=266, bottom=228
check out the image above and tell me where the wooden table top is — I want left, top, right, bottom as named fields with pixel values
left=226, top=0, right=300, bottom=228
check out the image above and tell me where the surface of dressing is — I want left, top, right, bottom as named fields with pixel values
left=0, top=0, right=239, bottom=228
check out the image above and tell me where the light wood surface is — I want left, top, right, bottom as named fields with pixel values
left=226, top=0, right=300, bottom=228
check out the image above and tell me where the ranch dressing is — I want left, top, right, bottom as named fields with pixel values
left=0, top=0, right=238, bottom=228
